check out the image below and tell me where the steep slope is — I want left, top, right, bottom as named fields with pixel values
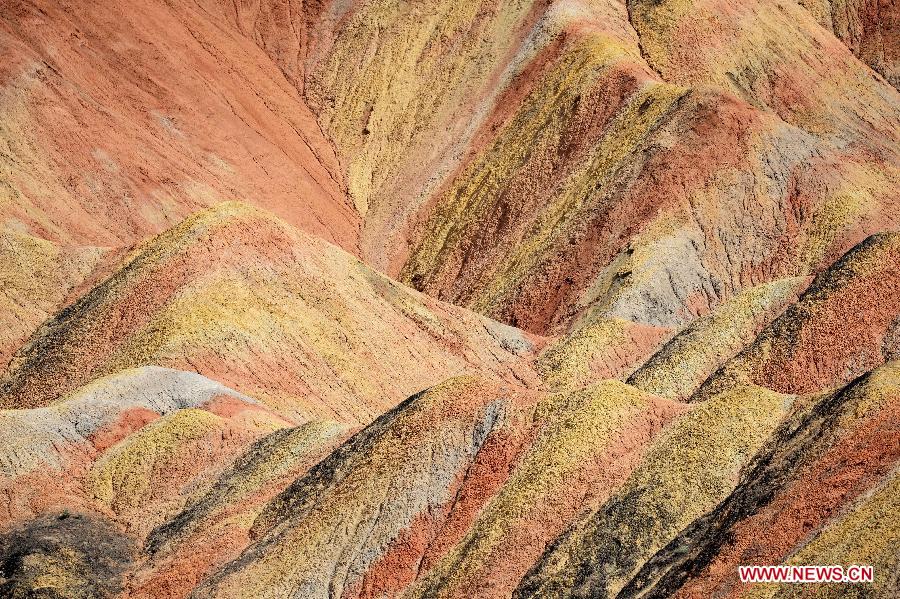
left=0, top=0, right=358, bottom=251
left=513, top=234, right=900, bottom=596
left=0, top=365, right=348, bottom=598
left=797, top=0, right=899, bottom=88
left=696, top=231, right=900, bottom=399
left=0, top=1, right=898, bottom=598
left=0, top=202, right=538, bottom=422
left=4, top=0, right=896, bottom=339
left=302, top=0, right=549, bottom=269
left=619, top=361, right=900, bottom=599
left=0, top=229, right=116, bottom=364
left=134, top=421, right=348, bottom=598
left=627, top=277, right=808, bottom=400
left=192, top=377, right=686, bottom=599
left=516, top=382, right=793, bottom=598
left=395, top=0, right=899, bottom=335
left=627, top=0, right=899, bottom=137
left=516, top=361, right=900, bottom=599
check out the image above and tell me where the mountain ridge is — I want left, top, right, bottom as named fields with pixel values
left=0, top=0, right=898, bottom=597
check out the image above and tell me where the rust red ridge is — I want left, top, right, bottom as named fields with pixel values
left=347, top=427, right=537, bottom=597
left=131, top=498, right=274, bottom=599
left=486, top=84, right=714, bottom=333
left=126, top=526, right=250, bottom=599
left=409, top=55, right=656, bottom=334
left=590, top=322, right=675, bottom=381
left=462, top=397, right=688, bottom=599
left=350, top=391, right=542, bottom=598
left=674, top=397, right=900, bottom=598
left=349, top=510, right=440, bottom=599
left=3, top=252, right=191, bottom=407
left=195, top=0, right=360, bottom=226
left=201, top=394, right=293, bottom=425
left=420, top=426, right=538, bottom=571
left=128, top=428, right=348, bottom=599
left=751, top=242, right=900, bottom=394
left=1, top=213, right=294, bottom=409
left=357, top=391, right=687, bottom=598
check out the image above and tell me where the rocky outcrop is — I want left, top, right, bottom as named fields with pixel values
left=0, top=511, right=136, bottom=599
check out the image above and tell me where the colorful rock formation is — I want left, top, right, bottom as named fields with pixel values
left=1, top=0, right=898, bottom=597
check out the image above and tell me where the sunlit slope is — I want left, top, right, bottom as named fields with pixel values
left=192, top=377, right=686, bottom=598
left=393, top=0, right=898, bottom=334
left=302, top=0, right=549, bottom=269
left=516, top=382, right=793, bottom=598
left=0, top=202, right=538, bottom=422
left=696, top=232, right=900, bottom=399
left=619, top=361, right=900, bottom=599
left=0, top=1, right=898, bottom=598
left=0, top=365, right=347, bottom=598
left=1, top=230, right=897, bottom=598
left=797, top=0, right=898, bottom=88
left=0, top=0, right=358, bottom=251
left=0, top=229, right=115, bottom=364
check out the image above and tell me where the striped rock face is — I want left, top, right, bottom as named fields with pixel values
left=1, top=0, right=899, bottom=598
left=0, top=202, right=539, bottom=421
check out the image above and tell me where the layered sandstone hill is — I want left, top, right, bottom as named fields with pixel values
left=0, top=202, right=538, bottom=420
left=1, top=0, right=899, bottom=598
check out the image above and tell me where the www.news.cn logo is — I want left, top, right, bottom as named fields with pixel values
left=739, top=565, right=874, bottom=584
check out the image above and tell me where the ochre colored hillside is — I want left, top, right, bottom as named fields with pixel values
left=0, top=202, right=538, bottom=421
left=0, top=0, right=898, bottom=598
left=798, top=0, right=899, bottom=88
left=397, top=0, right=898, bottom=335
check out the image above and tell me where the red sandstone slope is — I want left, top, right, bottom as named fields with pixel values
left=0, top=1, right=899, bottom=598
left=398, top=0, right=900, bottom=335
left=0, top=0, right=359, bottom=251
left=0, top=202, right=538, bottom=422
left=798, top=0, right=899, bottom=88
